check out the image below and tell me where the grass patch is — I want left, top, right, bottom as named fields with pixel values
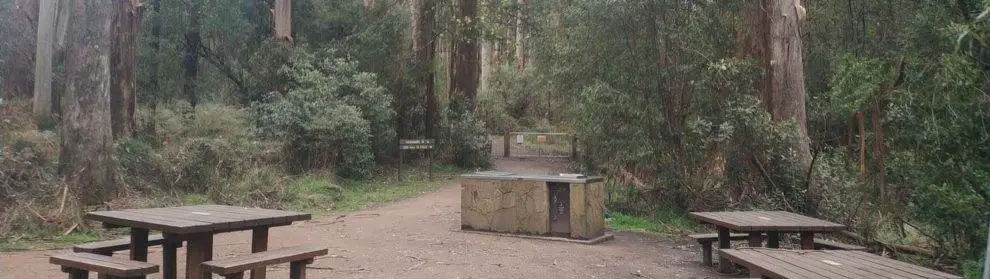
left=606, top=207, right=699, bottom=236
left=0, top=230, right=99, bottom=252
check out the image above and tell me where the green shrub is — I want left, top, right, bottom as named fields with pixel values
left=440, top=108, right=491, bottom=169
left=255, top=47, right=391, bottom=179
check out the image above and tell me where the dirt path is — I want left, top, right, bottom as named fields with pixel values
left=0, top=159, right=727, bottom=279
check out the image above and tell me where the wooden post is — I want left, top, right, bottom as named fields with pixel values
left=398, top=145, right=404, bottom=182
left=289, top=261, right=308, bottom=279
left=766, top=232, right=780, bottom=248
left=162, top=237, right=179, bottom=279
left=717, top=226, right=734, bottom=273
left=570, top=134, right=578, bottom=159
left=747, top=232, right=762, bottom=247
left=186, top=233, right=214, bottom=279
left=130, top=228, right=149, bottom=262
left=67, top=268, right=88, bottom=279
left=251, top=227, right=270, bottom=279
left=701, top=241, right=713, bottom=266
left=503, top=132, right=511, bottom=158
left=800, top=232, right=814, bottom=249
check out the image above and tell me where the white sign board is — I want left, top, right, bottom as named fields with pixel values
left=516, top=134, right=524, bottom=144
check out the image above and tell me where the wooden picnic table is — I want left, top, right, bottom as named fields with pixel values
left=689, top=211, right=846, bottom=272
left=721, top=248, right=961, bottom=279
left=86, top=204, right=310, bottom=279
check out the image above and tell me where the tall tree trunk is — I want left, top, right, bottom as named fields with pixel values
left=449, top=0, right=480, bottom=112
left=273, top=0, right=292, bottom=42
left=413, top=0, right=439, bottom=138
left=149, top=0, right=161, bottom=107
left=514, top=0, right=525, bottom=71
left=3, top=0, right=39, bottom=100
left=480, top=42, right=491, bottom=94
left=183, top=1, right=202, bottom=108
left=738, top=0, right=812, bottom=168
left=110, top=0, right=139, bottom=139
left=34, top=0, right=56, bottom=127
left=61, top=0, right=115, bottom=206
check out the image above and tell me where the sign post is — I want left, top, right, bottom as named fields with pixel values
left=399, top=139, right=435, bottom=181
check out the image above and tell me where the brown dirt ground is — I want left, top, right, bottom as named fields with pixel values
left=0, top=158, right=731, bottom=279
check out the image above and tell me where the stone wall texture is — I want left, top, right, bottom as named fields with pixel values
left=461, top=179, right=550, bottom=235
left=569, top=182, right=605, bottom=239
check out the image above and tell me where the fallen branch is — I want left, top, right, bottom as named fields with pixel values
left=837, top=230, right=938, bottom=257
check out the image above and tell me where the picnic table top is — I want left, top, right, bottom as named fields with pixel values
left=687, top=211, right=845, bottom=232
left=721, top=248, right=961, bottom=279
left=86, top=204, right=311, bottom=235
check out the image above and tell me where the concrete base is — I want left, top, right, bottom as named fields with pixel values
left=457, top=228, right=615, bottom=245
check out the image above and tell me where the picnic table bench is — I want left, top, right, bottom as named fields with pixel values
left=84, top=205, right=311, bottom=279
left=688, top=211, right=847, bottom=272
left=720, top=248, right=961, bottom=279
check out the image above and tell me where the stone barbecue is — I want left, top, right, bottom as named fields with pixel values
left=459, top=171, right=611, bottom=243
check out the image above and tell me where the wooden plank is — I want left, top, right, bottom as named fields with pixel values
left=800, top=250, right=899, bottom=279
left=838, top=250, right=960, bottom=278
left=689, top=211, right=845, bottom=232
left=720, top=249, right=814, bottom=279
left=688, top=233, right=749, bottom=241
left=814, top=238, right=867, bottom=251
left=87, top=211, right=210, bottom=233
left=201, top=246, right=328, bottom=275
left=50, top=253, right=159, bottom=277
left=757, top=249, right=856, bottom=279
left=130, top=208, right=241, bottom=231
left=177, top=206, right=280, bottom=228
left=73, top=234, right=170, bottom=254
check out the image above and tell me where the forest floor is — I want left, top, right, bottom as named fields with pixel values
left=0, top=157, right=730, bottom=279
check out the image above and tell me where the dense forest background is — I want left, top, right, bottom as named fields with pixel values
left=1, top=0, right=989, bottom=277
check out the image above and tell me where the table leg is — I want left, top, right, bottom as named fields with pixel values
left=717, top=226, right=735, bottom=273
left=251, top=227, right=270, bottom=279
left=800, top=232, right=814, bottom=249
left=162, top=234, right=180, bottom=279
left=747, top=232, right=763, bottom=247
left=186, top=233, right=214, bottom=279
left=130, top=228, right=149, bottom=262
left=767, top=232, right=780, bottom=248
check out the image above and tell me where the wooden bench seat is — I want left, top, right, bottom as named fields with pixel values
left=201, top=245, right=328, bottom=279
left=689, top=233, right=751, bottom=266
left=73, top=234, right=181, bottom=256
left=813, top=238, right=867, bottom=251
left=720, top=248, right=960, bottom=279
left=50, top=253, right=159, bottom=279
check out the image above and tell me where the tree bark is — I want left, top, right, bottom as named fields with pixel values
left=3, top=0, right=39, bottom=100
left=183, top=1, right=202, bottom=108
left=480, top=42, right=491, bottom=94
left=110, top=0, right=139, bottom=139
left=412, top=0, right=439, bottom=138
left=449, top=0, right=480, bottom=112
left=738, top=0, right=812, bottom=168
left=33, top=0, right=57, bottom=126
left=514, top=0, right=526, bottom=71
left=61, top=0, right=116, bottom=206
left=149, top=0, right=161, bottom=106
left=273, top=0, right=292, bottom=42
